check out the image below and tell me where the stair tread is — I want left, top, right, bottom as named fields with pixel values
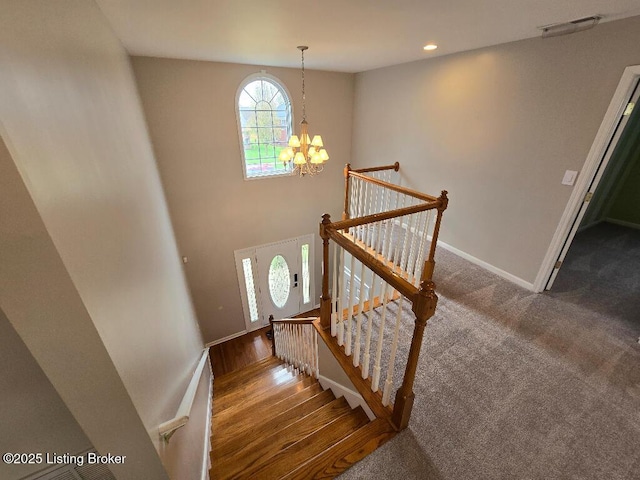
left=231, top=407, right=370, bottom=480
left=211, top=397, right=353, bottom=478
left=214, top=361, right=287, bottom=397
left=282, top=418, right=396, bottom=480
left=214, top=356, right=281, bottom=390
left=213, top=375, right=316, bottom=431
left=212, top=388, right=336, bottom=455
left=213, top=365, right=296, bottom=411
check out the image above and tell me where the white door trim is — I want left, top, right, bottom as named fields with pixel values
left=533, top=64, right=640, bottom=292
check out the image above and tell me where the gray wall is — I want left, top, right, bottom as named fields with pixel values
left=0, top=1, right=208, bottom=478
left=352, top=15, right=640, bottom=285
left=0, top=308, right=92, bottom=479
left=131, top=57, right=353, bottom=342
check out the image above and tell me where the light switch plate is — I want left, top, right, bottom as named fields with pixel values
left=562, top=170, right=578, bottom=186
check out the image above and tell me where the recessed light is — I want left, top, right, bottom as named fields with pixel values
left=423, top=44, right=438, bottom=51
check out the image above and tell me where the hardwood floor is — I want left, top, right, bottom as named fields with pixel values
left=209, top=326, right=272, bottom=377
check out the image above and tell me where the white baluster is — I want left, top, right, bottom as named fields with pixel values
left=362, top=273, right=378, bottom=379
left=307, top=325, right=313, bottom=375
left=372, top=282, right=390, bottom=392
left=386, top=194, right=405, bottom=265
left=297, top=324, right=303, bottom=373
left=350, top=177, right=359, bottom=222
left=293, top=324, right=299, bottom=373
left=290, top=324, right=295, bottom=372
left=287, top=324, right=291, bottom=367
left=294, top=324, right=299, bottom=373
left=331, top=242, right=338, bottom=336
left=308, top=326, right=312, bottom=376
left=313, top=328, right=319, bottom=378
left=400, top=210, right=417, bottom=275
left=408, top=210, right=426, bottom=284
left=345, top=251, right=357, bottom=356
left=382, top=296, right=404, bottom=406
left=414, top=210, right=432, bottom=284
left=282, top=324, right=287, bottom=362
left=337, top=247, right=345, bottom=346
left=354, top=261, right=367, bottom=367
left=405, top=212, right=418, bottom=282
left=357, top=180, right=367, bottom=240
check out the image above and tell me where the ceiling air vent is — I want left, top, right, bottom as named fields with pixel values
left=539, top=15, right=602, bottom=38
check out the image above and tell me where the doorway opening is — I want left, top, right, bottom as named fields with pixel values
left=536, top=65, right=640, bottom=293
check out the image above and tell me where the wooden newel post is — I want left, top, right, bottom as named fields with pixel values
left=392, top=280, right=438, bottom=430
left=269, top=314, right=276, bottom=356
left=319, top=214, right=332, bottom=330
left=342, top=163, right=351, bottom=220
left=421, top=190, right=449, bottom=283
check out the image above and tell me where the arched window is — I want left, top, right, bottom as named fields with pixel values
left=236, top=74, right=293, bottom=179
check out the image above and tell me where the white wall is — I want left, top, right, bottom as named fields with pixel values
left=352, top=15, right=640, bottom=286
left=0, top=1, right=208, bottom=478
left=131, top=57, right=353, bottom=342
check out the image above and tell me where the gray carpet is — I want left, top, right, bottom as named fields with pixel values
left=338, top=226, right=640, bottom=480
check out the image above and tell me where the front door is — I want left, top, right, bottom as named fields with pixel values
left=235, top=235, right=314, bottom=332
left=256, top=238, right=301, bottom=322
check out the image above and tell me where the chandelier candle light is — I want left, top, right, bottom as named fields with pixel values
left=280, top=46, right=329, bottom=176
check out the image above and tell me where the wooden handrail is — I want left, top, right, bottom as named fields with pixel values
left=328, top=200, right=439, bottom=232
left=270, top=317, right=316, bottom=324
left=350, top=162, right=399, bottom=174
left=159, top=348, right=211, bottom=443
left=349, top=171, right=438, bottom=203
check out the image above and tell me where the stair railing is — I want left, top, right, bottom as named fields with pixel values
left=269, top=316, right=319, bottom=379
left=318, top=162, right=448, bottom=430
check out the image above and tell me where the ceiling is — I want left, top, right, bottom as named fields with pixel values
left=96, top=0, right=640, bottom=73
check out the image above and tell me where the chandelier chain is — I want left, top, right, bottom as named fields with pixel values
left=301, top=47, right=306, bottom=122
left=280, top=45, right=328, bottom=176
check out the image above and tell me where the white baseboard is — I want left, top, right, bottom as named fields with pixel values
left=437, top=241, right=535, bottom=292
left=206, top=330, right=247, bottom=347
left=605, top=218, right=640, bottom=230
left=318, top=375, right=375, bottom=420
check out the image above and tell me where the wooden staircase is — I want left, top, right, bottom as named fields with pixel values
left=210, top=356, right=395, bottom=479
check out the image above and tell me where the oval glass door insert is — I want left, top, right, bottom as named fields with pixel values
left=268, top=254, right=291, bottom=308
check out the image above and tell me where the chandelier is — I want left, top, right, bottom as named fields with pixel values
left=279, top=46, right=329, bottom=176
